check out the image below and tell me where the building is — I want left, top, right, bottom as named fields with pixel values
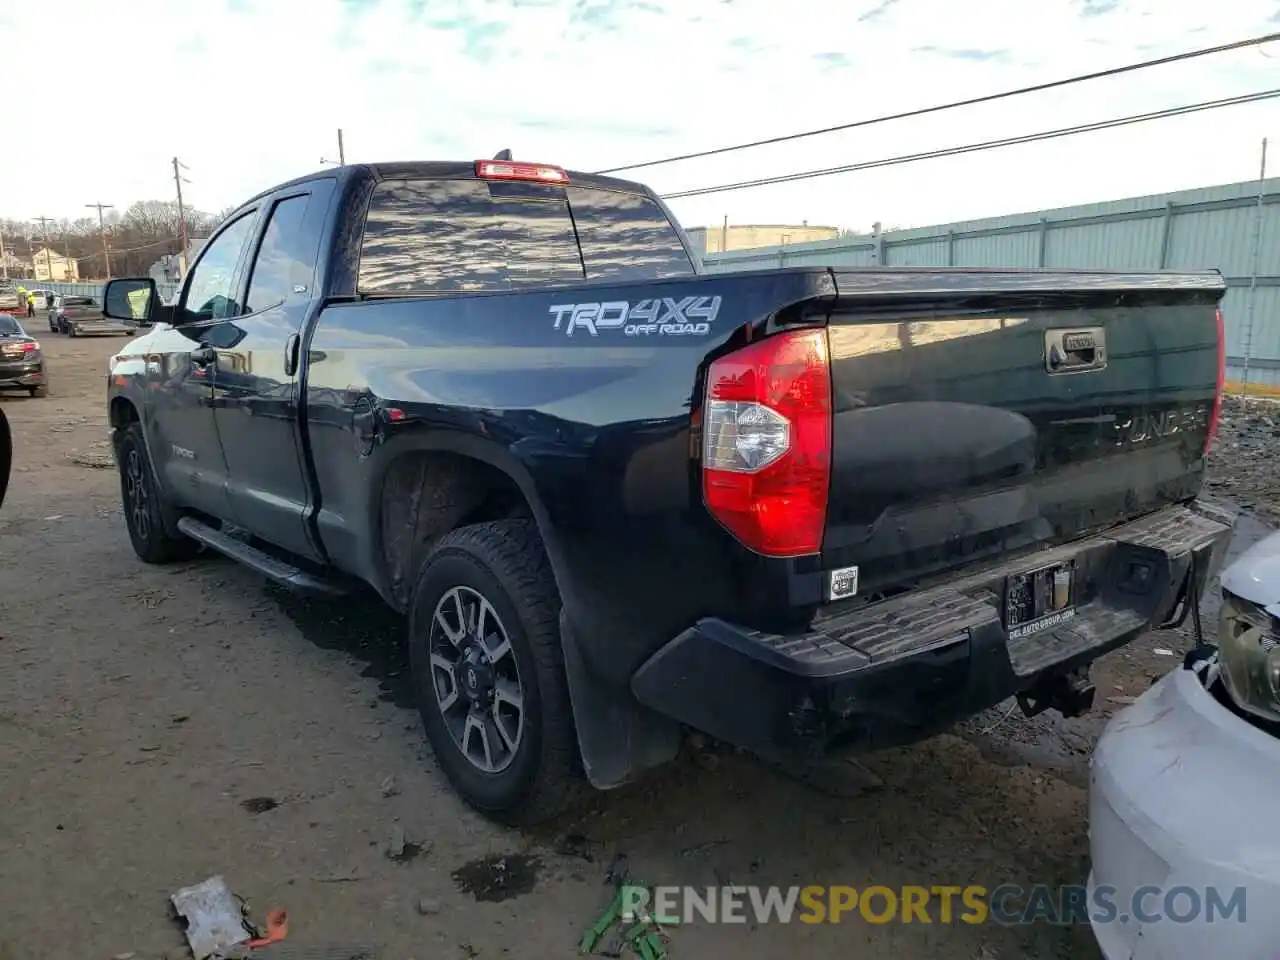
left=0, top=249, right=30, bottom=279
left=685, top=223, right=840, bottom=256
left=31, top=247, right=79, bottom=282
left=148, top=238, right=208, bottom=286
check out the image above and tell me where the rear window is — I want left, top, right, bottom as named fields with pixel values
left=358, top=178, right=694, bottom=295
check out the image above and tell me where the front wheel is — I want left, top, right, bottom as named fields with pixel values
left=116, top=423, right=199, bottom=564
left=408, top=519, right=581, bottom=825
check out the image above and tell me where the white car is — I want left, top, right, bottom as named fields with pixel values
left=1089, top=529, right=1280, bottom=959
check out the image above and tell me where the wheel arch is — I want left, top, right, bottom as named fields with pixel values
left=365, top=428, right=681, bottom=792
left=366, top=430, right=566, bottom=612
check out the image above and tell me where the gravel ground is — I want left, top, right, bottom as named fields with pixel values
left=0, top=333, right=1274, bottom=960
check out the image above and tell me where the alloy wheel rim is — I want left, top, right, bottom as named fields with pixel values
left=125, top=447, right=150, bottom=542
left=427, top=585, right=524, bottom=774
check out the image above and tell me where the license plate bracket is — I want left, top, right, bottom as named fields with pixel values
left=1004, top=561, right=1076, bottom=639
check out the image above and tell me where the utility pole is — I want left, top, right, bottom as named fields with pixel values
left=1240, top=137, right=1269, bottom=410
left=32, top=216, right=54, bottom=282
left=321, top=129, right=346, bottom=167
left=173, top=157, right=191, bottom=276
left=85, top=202, right=115, bottom=279
left=0, top=232, right=7, bottom=281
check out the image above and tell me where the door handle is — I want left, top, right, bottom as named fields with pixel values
left=284, top=333, right=301, bottom=377
left=191, top=345, right=217, bottom=366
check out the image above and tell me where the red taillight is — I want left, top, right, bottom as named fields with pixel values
left=474, top=160, right=569, bottom=184
left=23, top=341, right=37, bottom=352
left=1205, top=307, right=1225, bottom=456
left=701, top=328, right=832, bottom=557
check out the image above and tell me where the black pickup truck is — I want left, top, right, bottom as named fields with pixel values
left=102, top=157, right=1234, bottom=823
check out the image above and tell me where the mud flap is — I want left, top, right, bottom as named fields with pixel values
left=559, top=609, right=681, bottom=789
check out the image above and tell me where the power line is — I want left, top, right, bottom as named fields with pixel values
left=661, top=87, right=1280, bottom=200
left=597, top=30, right=1280, bottom=176
left=67, top=235, right=178, bottom=261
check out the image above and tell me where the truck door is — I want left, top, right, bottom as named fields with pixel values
left=151, top=210, right=258, bottom=522
left=211, top=181, right=334, bottom=562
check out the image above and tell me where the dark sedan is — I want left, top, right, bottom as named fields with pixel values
left=0, top=315, right=48, bottom=397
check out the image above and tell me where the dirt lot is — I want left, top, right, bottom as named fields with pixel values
left=0, top=331, right=1273, bottom=960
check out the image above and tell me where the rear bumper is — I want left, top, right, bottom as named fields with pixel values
left=0, top=360, right=44, bottom=386
left=631, top=502, right=1234, bottom=762
left=68, top=322, right=131, bottom=336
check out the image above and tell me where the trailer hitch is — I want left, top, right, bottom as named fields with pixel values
left=1017, top=668, right=1096, bottom=719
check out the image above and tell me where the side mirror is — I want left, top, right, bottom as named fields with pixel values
left=104, top=278, right=164, bottom=325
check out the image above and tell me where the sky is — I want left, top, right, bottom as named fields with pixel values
left=1, top=0, right=1278, bottom=236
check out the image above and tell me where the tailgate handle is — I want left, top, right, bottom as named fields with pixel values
left=1045, top=327, right=1106, bottom=374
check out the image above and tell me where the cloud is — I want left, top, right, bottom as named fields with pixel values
left=814, top=52, right=850, bottom=67
left=1079, top=0, right=1120, bottom=16
left=914, top=45, right=1011, bottom=62
left=1, top=0, right=1277, bottom=239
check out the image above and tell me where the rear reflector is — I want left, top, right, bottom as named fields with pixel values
left=474, top=160, right=569, bottom=184
left=1205, top=307, right=1225, bottom=456
left=702, top=328, right=831, bottom=557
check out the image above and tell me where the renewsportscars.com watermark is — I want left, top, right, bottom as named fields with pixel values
left=619, top=884, right=1247, bottom=926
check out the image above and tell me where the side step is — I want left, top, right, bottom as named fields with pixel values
left=176, top=516, right=353, bottom=597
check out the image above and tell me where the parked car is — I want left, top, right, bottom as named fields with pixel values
left=50, top=294, right=131, bottom=337
left=0, top=287, right=22, bottom=315
left=0, top=401, right=9, bottom=508
left=0, top=313, right=47, bottom=396
left=101, top=157, right=1233, bottom=824
left=1090, top=527, right=1280, bottom=959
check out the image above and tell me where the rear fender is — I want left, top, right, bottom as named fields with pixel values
left=366, top=428, right=681, bottom=789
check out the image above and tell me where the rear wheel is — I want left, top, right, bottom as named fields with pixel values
left=116, top=422, right=199, bottom=564
left=28, top=384, right=47, bottom=398
left=408, top=519, right=581, bottom=825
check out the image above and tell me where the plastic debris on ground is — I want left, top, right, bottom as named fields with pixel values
left=169, top=876, right=288, bottom=959
left=171, top=877, right=252, bottom=960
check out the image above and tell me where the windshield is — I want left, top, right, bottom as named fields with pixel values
left=0, top=316, right=24, bottom=336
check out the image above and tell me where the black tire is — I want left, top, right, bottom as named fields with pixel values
left=68, top=326, right=77, bottom=338
left=408, top=519, right=581, bottom=825
left=28, top=384, right=47, bottom=398
left=116, top=422, right=199, bottom=564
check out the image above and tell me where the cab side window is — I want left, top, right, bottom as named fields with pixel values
left=244, top=195, right=314, bottom=314
left=182, top=212, right=256, bottom=323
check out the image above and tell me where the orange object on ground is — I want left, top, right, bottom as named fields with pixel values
left=246, top=908, right=288, bottom=948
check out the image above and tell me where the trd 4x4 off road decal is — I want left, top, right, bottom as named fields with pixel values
left=548, top=296, right=721, bottom=338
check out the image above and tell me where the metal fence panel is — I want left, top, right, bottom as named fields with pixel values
left=702, top=177, right=1280, bottom=385
left=9, top=279, right=181, bottom=303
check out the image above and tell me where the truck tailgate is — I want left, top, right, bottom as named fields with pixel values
left=820, top=269, right=1226, bottom=596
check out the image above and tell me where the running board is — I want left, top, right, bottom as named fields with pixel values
left=176, top=516, right=353, bottom=597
